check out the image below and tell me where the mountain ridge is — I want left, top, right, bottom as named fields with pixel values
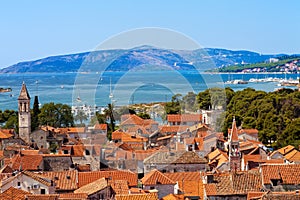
left=0, top=46, right=285, bottom=73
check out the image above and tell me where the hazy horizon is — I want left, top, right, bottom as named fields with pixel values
left=1, top=0, right=299, bottom=68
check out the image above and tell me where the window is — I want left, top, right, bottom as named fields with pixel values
left=17, top=182, right=21, bottom=188
left=150, top=186, right=155, bottom=190
left=40, top=189, right=46, bottom=194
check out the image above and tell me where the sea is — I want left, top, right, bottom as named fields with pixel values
left=0, top=71, right=298, bottom=111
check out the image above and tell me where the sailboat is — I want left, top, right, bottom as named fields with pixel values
left=109, top=78, right=113, bottom=99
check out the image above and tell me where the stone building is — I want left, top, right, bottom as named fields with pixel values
left=18, top=82, right=31, bottom=143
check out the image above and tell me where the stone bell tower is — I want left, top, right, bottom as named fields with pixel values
left=18, top=82, right=31, bottom=143
left=229, top=117, right=241, bottom=172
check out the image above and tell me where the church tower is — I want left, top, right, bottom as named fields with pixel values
left=229, top=117, right=241, bottom=171
left=18, top=82, right=31, bottom=143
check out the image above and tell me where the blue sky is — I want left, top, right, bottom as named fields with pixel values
left=0, top=0, right=299, bottom=68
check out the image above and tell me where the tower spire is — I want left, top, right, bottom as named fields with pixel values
left=229, top=116, right=240, bottom=172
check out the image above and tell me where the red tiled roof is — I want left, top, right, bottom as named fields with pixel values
left=205, top=184, right=217, bottom=196
left=0, top=129, right=13, bottom=139
left=141, top=169, right=176, bottom=185
left=247, top=192, right=265, bottom=200
left=94, top=123, right=107, bottom=130
left=78, top=170, right=137, bottom=188
left=277, top=145, right=296, bottom=156
left=59, top=193, right=88, bottom=200
left=115, top=193, right=158, bottom=200
left=285, top=150, right=300, bottom=162
left=41, top=170, right=78, bottom=191
left=22, top=171, right=53, bottom=186
left=156, top=134, right=174, bottom=141
left=164, top=171, right=201, bottom=182
left=261, top=164, right=300, bottom=185
left=74, top=177, right=107, bottom=195
left=25, top=194, right=59, bottom=200
left=11, top=154, right=43, bottom=171
left=161, top=194, right=184, bottom=200
left=228, top=129, right=259, bottom=136
left=71, top=145, right=85, bottom=157
left=0, top=187, right=30, bottom=200
left=205, top=171, right=262, bottom=196
left=67, top=127, right=86, bottom=133
left=20, top=150, right=39, bottom=155
left=111, top=180, right=129, bottom=195
left=167, top=114, right=202, bottom=122
left=121, top=114, right=144, bottom=126
left=159, top=126, right=189, bottom=134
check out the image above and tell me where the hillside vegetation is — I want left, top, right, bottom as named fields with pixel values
left=215, top=55, right=300, bottom=73
left=165, top=87, right=300, bottom=149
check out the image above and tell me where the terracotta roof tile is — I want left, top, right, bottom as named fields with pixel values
left=129, top=187, right=146, bottom=194
left=59, top=193, right=88, bottom=200
left=144, top=151, right=207, bottom=165
left=0, top=129, right=13, bottom=139
left=11, top=154, right=43, bottom=171
left=74, top=177, right=107, bottom=195
left=0, top=187, right=30, bottom=200
left=247, top=191, right=265, bottom=200
left=205, top=171, right=262, bottom=196
left=178, top=180, right=203, bottom=198
left=41, top=170, right=78, bottom=191
left=284, top=149, right=300, bottom=162
left=121, top=114, right=144, bottom=126
left=22, top=171, right=53, bottom=186
left=78, top=170, right=137, bottom=187
left=110, top=180, right=129, bottom=194
left=204, top=184, right=218, bottom=196
left=167, top=114, right=202, bottom=122
left=277, top=145, right=296, bottom=155
left=115, top=192, right=158, bottom=200
left=141, top=169, right=176, bottom=185
left=261, top=164, right=300, bottom=185
left=71, top=145, right=85, bottom=157
left=112, top=131, right=127, bottom=140
left=25, top=194, right=59, bottom=200
left=159, top=126, right=190, bottom=134
left=21, top=150, right=40, bottom=155
left=94, top=123, right=107, bottom=130
left=259, top=191, right=300, bottom=200
left=161, top=194, right=184, bottom=200
left=157, top=134, right=174, bottom=141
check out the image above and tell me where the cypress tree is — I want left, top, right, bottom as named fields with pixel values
left=31, top=96, right=40, bottom=131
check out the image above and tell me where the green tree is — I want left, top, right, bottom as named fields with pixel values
left=165, top=94, right=182, bottom=114
left=3, top=113, right=18, bottom=130
left=137, top=112, right=151, bottom=119
left=74, top=110, right=88, bottom=126
left=182, top=92, right=197, bottom=112
left=31, top=96, right=40, bottom=131
left=105, top=104, right=115, bottom=140
left=38, top=103, right=74, bottom=127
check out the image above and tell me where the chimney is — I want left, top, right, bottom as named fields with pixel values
left=207, top=174, right=214, bottom=183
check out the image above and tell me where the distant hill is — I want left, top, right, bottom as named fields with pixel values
left=0, top=46, right=284, bottom=73
left=214, top=55, right=300, bottom=73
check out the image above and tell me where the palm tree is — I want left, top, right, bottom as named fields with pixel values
left=74, top=110, right=88, bottom=126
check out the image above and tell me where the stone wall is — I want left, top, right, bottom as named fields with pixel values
left=43, top=156, right=73, bottom=171
left=144, top=184, right=174, bottom=199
